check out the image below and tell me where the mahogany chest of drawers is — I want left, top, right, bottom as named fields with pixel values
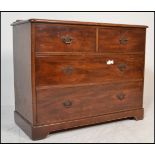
left=12, top=19, right=147, bottom=140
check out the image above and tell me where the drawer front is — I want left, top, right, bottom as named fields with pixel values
left=36, top=81, right=143, bottom=124
left=99, top=28, right=146, bottom=53
left=36, top=54, right=144, bottom=87
left=35, top=24, right=96, bottom=52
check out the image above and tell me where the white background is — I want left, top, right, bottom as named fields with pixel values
left=0, top=1, right=155, bottom=11
left=1, top=12, right=154, bottom=143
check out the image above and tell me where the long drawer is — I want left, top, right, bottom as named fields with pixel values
left=36, top=81, right=143, bottom=124
left=35, top=54, right=144, bottom=87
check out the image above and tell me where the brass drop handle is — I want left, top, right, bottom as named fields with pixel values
left=118, top=63, right=126, bottom=72
left=116, top=93, right=125, bottom=100
left=63, top=100, right=72, bottom=108
left=119, top=38, right=128, bottom=45
left=61, top=35, right=73, bottom=44
left=62, top=66, right=74, bottom=75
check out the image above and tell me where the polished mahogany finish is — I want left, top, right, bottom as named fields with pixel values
left=35, top=24, right=96, bottom=52
left=36, top=81, right=143, bottom=125
left=13, top=23, right=33, bottom=123
left=35, top=54, right=144, bottom=87
left=99, top=28, right=146, bottom=53
left=12, top=19, right=147, bottom=140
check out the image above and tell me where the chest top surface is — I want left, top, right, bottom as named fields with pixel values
left=11, top=18, right=148, bottom=28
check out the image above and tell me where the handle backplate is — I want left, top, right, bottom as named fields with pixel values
left=61, top=35, right=73, bottom=44
left=63, top=100, right=72, bottom=108
left=116, top=93, right=125, bottom=100
left=62, top=66, right=74, bottom=75
left=119, top=38, right=128, bottom=45
left=118, top=63, right=126, bottom=72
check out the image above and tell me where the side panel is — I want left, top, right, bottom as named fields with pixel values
left=13, top=23, right=33, bottom=123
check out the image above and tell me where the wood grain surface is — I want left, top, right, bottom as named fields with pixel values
left=35, top=24, right=96, bottom=52
left=35, top=54, right=144, bottom=87
left=36, top=81, right=143, bottom=125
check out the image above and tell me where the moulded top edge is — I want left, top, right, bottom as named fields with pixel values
left=11, top=18, right=148, bottom=28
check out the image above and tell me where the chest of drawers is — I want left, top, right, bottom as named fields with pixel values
left=12, top=19, right=147, bottom=140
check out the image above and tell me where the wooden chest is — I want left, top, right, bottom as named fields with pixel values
left=12, top=19, right=147, bottom=140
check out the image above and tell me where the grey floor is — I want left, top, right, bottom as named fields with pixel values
left=1, top=102, right=154, bottom=143
left=1, top=69, right=154, bottom=143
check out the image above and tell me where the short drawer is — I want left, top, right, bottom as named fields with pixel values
left=99, top=27, right=146, bottom=53
left=36, top=54, right=144, bottom=87
left=35, top=24, right=96, bottom=52
left=36, top=81, right=143, bottom=124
